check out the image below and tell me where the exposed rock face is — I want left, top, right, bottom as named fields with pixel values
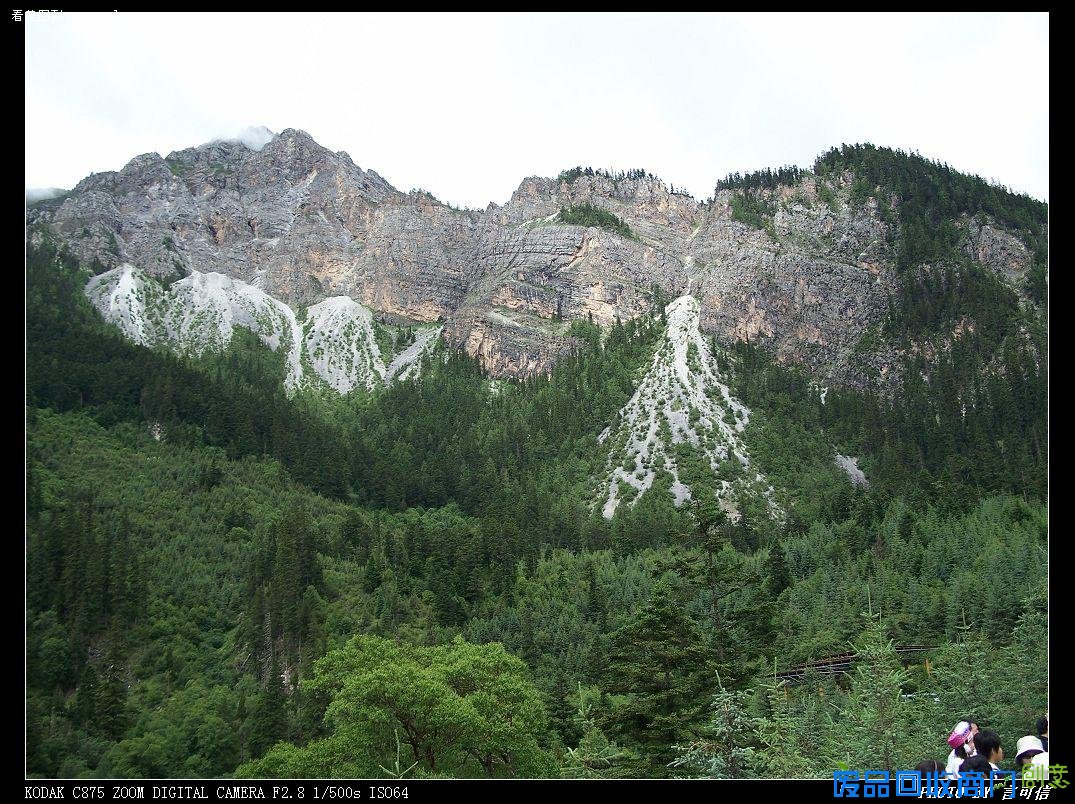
left=835, top=454, right=869, bottom=488
left=304, top=296, right=386, bottom=393
left=27, top=128, right=1039, bottom=384
left=495, top=173, right=699, bottom=251
left=83, top=263, right=438, bottom=395
left=597, top=294, right=774, bottom=520
left=441, top=222, right=687, bottom=373
left=961, top=215, right=1034, bottom=288
left=86, top=264, right=306, bottom=390
left=688, top=185, right=898, bottom=386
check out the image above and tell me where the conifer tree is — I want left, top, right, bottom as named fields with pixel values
left=755, top=676, right=829, bottom=778
left=601, top=576, right=716, bottom=775
left=671, top=671, right=759, bottom=778
left=247, top=659, right=288, bottom=759
left=561, top=684, right=639, bottom=779
left=838, top=613, right=932, bottom=771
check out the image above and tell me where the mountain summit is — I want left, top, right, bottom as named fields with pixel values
left=27, top=132, right=1045, bottom=390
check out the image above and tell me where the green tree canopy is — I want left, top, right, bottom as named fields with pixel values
left=240, top=634, right=554, bottom=778
left=601, top=575, right=717, bottom=775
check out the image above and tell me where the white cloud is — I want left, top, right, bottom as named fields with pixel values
left=25, top=12, right=1048, bottom=206
left=210, top=126, right=276, bottom=152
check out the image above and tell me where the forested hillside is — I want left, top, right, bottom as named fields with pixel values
left=25, top=144, right=1048, bottom=779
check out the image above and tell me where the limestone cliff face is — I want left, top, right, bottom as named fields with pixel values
left=31, top=130, right=477, bottom=323
left=495, top=173, right=699, bottom=251
left=27, top=128, right=1039, bottom=386
left=961, top=215, right=1035, bottom=288
left=687, top=181, right=898, bottom=387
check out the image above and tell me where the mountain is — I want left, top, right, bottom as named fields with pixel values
left=27, top=129, right=1047, bottom=394
left=24, top=133, right=1049, bottom=781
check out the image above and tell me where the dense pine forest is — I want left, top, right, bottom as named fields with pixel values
left=25, top=148, right=1048, bottom=779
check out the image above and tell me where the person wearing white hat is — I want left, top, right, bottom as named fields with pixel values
left=1016, top=735, right=1046, bottom=764
left=1016, top=735, right=1050, bottom=783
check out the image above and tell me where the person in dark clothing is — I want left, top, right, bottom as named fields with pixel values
left=959, top=755, right=993, bottom=774
left=916, top=759, right=945, bottom=774
left=974, top=730, right=1004, bottom=770
left=959, top=754, right=1011, bottom=800
left=1037, top=716, right=1049, bottom=752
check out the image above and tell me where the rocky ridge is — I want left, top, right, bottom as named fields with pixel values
left=28, top=128, right=1040, bottom=387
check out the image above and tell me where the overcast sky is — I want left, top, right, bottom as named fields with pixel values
left=25, top=12, right=1049, bottom=207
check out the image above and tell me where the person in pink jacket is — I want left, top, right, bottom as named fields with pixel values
left=944, top=719, right=979, bottom=779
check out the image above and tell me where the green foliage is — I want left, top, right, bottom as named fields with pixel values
left=812, top=144, right=1049, bottom=358
left=884, top=261, right=1022, bottom=342
left=765, top=593, right=1051, bottom=777
left=729, top=192, right=775, bottom=233
left=714, top=165, right=805, bottom=193
left=557, top=203, right=634, bottom=239
left=817, top=182, right=837, bottom=210
left=1026, top=243, right=1048, bottom=305
left=25, top=409, right=341, bottom=777
left=101, top=680, right=245, bottom=778
left=409, top=188, right=440, bottom=204
left=836, top=615, right=932, bottom=771
left=560, top=684, right=639, bottom=778
left=600, top=576, right=718, bottom=776
left=242, top=635, right=554, bottom=778
left=670, top=674, right=760, bottom=778
left=25, top=383, right=1049, bottom=781
left=924, top=582, right=1047, bottom=750
left=648, top=282, right=672, bottom=318
left=815, top=143, right=1047, bottom=274
left=772, top=497, right=1046, bottom=663
left=755, top=668, right=847, bottom=779
left=164, top=158, right=186, bottom=178
left=159, top=262, right=186, bottom=291
left=557, top=167, right=587, bottom=184
left=731, top=335, right=1047, bottom=506
left=106, top=230, right=121, bottom=258
left=557, top=166, right=656, bottom=185
left=24, top=207, right=1048, bottom=780
left=350, top=312, right=662, bottom=550
left=26, top=241, right=352, bottom=498
left=465, top=549, right=660, bottom=742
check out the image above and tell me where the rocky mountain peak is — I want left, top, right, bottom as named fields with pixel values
left=262, top=127, right=330, bottom=164
left=121, top=152, right=170, bottom=175
left=498, top=169, right=700, bottom=240
left=28, top=129, right=1044, bottom=390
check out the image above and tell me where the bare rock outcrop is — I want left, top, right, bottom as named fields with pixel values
left=27, top=128, right=1039, bottom=386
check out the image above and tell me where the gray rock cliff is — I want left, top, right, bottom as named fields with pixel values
left=27, top=129, right=1039, bottom=385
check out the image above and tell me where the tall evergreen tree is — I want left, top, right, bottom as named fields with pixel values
left=601, top=576, right=717, bottom=775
